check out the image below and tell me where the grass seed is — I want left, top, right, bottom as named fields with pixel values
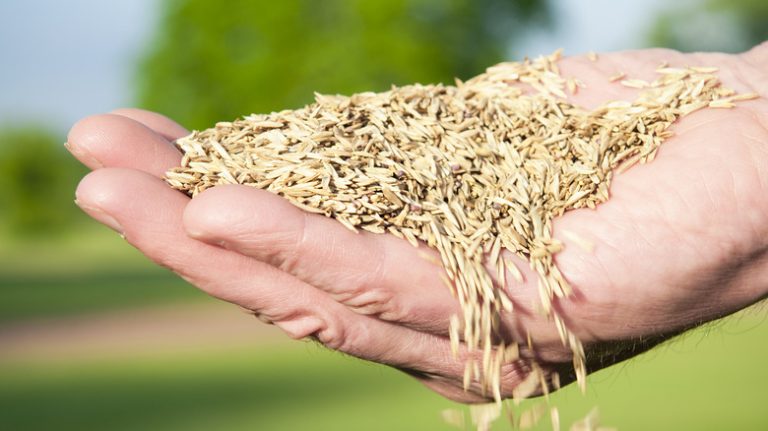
left=165, top=51, right=751, bottom=402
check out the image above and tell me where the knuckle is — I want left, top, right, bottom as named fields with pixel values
left=498, top=361, right=537, bottom=399
left=332, top=242, right=404, bottom=320
left=497, top=362, right=567, bottom=400
left=259, top=214, right=307, bottom=272
left=273, top=314, right=326, bottom=341
left=376, top=296, right=407, bottom=322
left=315, top=318, right=350, bottom=351
left=337, top=287, right=401, bottom=320
left=317, top=317, right=368, bottom=356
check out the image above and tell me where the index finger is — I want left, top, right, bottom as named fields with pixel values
left=110, top=108, right=190, bottom=141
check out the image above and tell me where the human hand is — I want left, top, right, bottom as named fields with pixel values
left=67, top=43, right=768, bottom=403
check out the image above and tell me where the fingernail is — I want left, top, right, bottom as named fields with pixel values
left=185, top=229, right=228, bottom=248
left=198, top=236, right=230, bottom=250
left=74, top=199, right=123, bottom=233
left=64, top=141, right=104, bottom=168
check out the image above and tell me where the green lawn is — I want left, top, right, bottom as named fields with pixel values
left=2, top=228, right=767, bottom=430
left=0, top=268, right=203, bottom=323
left=1, top=311, right=767, bottom=431
left=0, top=227, right=205, bottom=323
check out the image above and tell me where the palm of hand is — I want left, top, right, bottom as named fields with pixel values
left=519, top=49, right=768, bottom=363
left=552, top=50, right=768, bottom=349
left=68, top=46, right=768, bottom=403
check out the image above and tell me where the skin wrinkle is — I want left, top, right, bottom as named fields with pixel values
left=321, top=235, right=386, bottom=305
left=93, top=180, right=262, bottom=307
left=751, top=249, right=768, bottom=300
left=271, top=303, right=329, bottom=340
left=747, top=42, right=768, bottom=67
left=237, top=231, right=294, bottom=267
left=743, top=108, right=768, bottom=157
left=746, top=138, right=768, bottom=243
left=671, top=152, right=736, bottom=239
left=612, top=195, right=668, bottom=253
left=194, top=251, right=273, bottom=303
left=304, top=237, right=357, bottom=289
left=560, top=228, right=618, bottom=302
left=191, top=216, right=345, bottom=314
left=148, top=129, right=163, bottom=174
left=414, top=334, right=535, bottom=397
left=715, top=246, right=768, bottom=307
left=283, top=298, right=482, bottom=398
left=195, top=188, right=457, bottom=333
left=743, top=123, right=768, bottom=160
left=614, top=172, right=668, bottom=224
left=558, top=184, right=708, bottom=338
left=730, top=163, right=764, bottom=247
left=551, top=224, right=607, bottom=300
left=644, top=227, right=763, bottom=328
left=737, top=48, right=768, bottom=98
left=673, top=113, right=729, bottom=135
left=746, top=147, right=768, bottom=245
left=585, top=214, right=631, bottom=290
left=315, top=313, right=350, bottom=352
left=87, top=201, right=194, bottom=276
left=274, top=314, right=326, bottom=341
left=75, top=115, right=177, bottom=177
left=347, top=290, right=398, bottom=320
left=196, top=194, right=325, bottom=287
left=666, top=170, right=701, bottom=225
left=659, top=223, right=726, bottom=302
left=200, top=204, right=249, bottom=242
left=394, top=330, right=439, bottom=372
left=410, top=373, right=490, bottom=404
left=353, top=233, right=390, bottom=306
left=736, top=64, right=767, bottom=98
left=697, top=166, right=720, bottom=215
left=284, top=209, right=311, bottom=275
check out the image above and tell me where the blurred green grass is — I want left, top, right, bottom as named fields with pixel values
left=1, top=310, right=767, bottom=430
left=1, top=226, right=767, bottom=430
left=0, top=227, right=205, bottom=323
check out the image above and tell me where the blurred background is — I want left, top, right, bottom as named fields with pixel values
left=0, top=0, right=766, bottom=429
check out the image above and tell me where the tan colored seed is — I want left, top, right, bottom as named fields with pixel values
left=608, top=72, right=626, bottom=82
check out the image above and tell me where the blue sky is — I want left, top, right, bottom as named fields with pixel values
left=0, top=0, right=671, bottom=133
left=0, top=0, right=158, bottom=132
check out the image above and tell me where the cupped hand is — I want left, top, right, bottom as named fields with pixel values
left=67, top=43, right=768, bottom=403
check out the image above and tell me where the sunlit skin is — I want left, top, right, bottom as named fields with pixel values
left=67, top=44, right=767, bottom=403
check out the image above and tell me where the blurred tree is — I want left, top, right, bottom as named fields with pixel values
left=0, top=128, right=87, bottom=237
left=137, top=0, right=551, bottom=130
left=650, top=0, right=767, bottom=53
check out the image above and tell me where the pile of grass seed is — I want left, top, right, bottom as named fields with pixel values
left=165, top=51, right=755, bottom=402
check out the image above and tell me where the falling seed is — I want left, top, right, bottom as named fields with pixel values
left=561, top=229, right=595, bottom=253
left=441, top=409, right=465, bottom=429
left=608, top=72, right=626, bottom=82
left=518, top=403, right=547, bottom=430
left=551, top=407, right=561, bottom=431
